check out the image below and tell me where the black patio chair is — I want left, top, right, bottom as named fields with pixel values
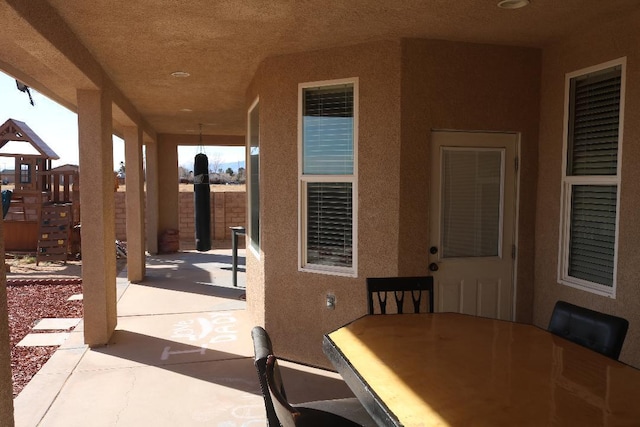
left=265, top=354, right=363, bottom=427
left=251, top=326, right=375, bottom=427
left=251, top=326, right=280, bottom=427
left=366, top=276, right=434, bottom=314
left=548, top=300, right=629, bottom=360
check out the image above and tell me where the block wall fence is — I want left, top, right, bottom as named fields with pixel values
left=114, top=190, right=246, bottom=247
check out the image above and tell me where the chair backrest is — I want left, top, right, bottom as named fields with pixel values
left=266, top=355, right=299, bottom=427
left=548, top=301, right=629, bottom=360
left=367, top=276, right=434, bottom=314
left=251, top=326, right=282, bottom=427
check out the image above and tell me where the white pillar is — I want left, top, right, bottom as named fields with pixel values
left=77, top=89, right=117, bottom=346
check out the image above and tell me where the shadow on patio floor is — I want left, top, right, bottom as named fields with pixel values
left=12, top=249, right=355, bottom=427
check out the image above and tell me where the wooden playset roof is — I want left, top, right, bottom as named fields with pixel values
left=0, top=118, right=60, bottom=160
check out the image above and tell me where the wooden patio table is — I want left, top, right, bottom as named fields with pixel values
left=323, top=313, right=640, bottom=427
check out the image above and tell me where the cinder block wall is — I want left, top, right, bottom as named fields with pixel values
left=114, top=194, right=126, bottom=240
left=114, top=190, right=246, bottom=245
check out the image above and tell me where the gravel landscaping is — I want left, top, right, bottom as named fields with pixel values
left=7, top=281, right=83, bottom=397
left=5, top=256, right=126, bottom=397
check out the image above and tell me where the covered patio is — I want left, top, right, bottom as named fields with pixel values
left=3, top=1, right=640, bottom=425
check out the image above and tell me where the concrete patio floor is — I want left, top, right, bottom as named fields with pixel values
left=12, top=249, right=356, bottom=427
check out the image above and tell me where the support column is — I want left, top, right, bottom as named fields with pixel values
left=123, top=126, right=145, bottom=282
left=157, top=136, right=179, bottom=237
left=0, top=220, right=15, bottom=424
left=77, top=89, right=117, bottom=347
left=145, top=140, right=159, bottom=255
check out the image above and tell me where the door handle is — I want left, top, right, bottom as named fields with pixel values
left=430, top=246, right=438, bottom=254
left=429, top=262, right=439, bottom=272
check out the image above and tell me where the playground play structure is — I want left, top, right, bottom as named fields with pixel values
left=0, top=118, right=80, bottom=262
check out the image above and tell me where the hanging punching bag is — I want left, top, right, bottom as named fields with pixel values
left=194, top=153, right=211, bottom=251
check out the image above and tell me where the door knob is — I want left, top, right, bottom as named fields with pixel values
left=429, top=263, right=439, bottom=272
left=429, top=246, right=438, bottom=254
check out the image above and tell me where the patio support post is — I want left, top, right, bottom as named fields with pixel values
left=0, top=221, right=15, bottom=425
left=145, top=140, right=159, bottom=254
left=156, top=136, right=179, bottom=240
left=77, top=89, right=117, bottom=346
left=123, top=126, right=146, bottom=282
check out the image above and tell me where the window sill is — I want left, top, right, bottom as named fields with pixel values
left=300, top=265, right=356, bottom=278
left=558, top=277, right=615, bottom=298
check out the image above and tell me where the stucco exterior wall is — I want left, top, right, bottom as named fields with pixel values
left=244, top=82, right=265, bottom=332
left=250, top=41, right=403, bottom=366
left=535, top=10, right=640, bottom=367
left=156, top=136, right=179, bottom=235
left=399, top=40, right=541, bottom=323
left=249, top=38, right=542, bottom=366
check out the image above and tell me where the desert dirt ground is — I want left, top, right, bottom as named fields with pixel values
left=6, top=255, right=127, bottom=279
left=6, top=257, right=82, bottom=278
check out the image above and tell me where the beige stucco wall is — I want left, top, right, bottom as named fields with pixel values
left=535, top=9, right=640, bottom=367
left=248, top=39, right=541, bottom=366
left=399, top=40, right=541, bottom=323
left=248, top=40, right=403, bottom=366
left=156, top=135, right=180, bottom=236
left=244, top=82, right=265, bottom=333
left=77, top=89, right=118, bottom=347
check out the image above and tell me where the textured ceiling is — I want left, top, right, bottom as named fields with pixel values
left=1, top=0, right=639, bottom=137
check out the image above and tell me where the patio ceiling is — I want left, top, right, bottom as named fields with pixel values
left=0, top=0, right=638, bottom=137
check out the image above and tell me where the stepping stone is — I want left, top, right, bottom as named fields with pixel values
left=33, top=318, right=81, bottom=330
left=17, top=332, right=70, bottom=347
left=67, top=294, right=83, bottom=301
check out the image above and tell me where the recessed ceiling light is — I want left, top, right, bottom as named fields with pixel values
left=171, top=71, right=191, bottom=78
left=498, top=0, right=530, bottom=9
left=179, top=108, right=193, bottom=112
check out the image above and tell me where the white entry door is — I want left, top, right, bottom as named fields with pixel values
left=429, top=131, right=518, bottom=321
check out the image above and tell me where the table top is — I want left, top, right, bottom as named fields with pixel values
left=323, top=313, right=640, bottom=427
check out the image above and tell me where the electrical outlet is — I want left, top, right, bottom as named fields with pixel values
left=326, top=294, right=336, bottom=310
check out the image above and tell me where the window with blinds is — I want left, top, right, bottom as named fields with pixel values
left=299, top=80, right=357, bottom=275
left=303, top=85, right=354, bottom=175
left=568, top=185, right=617, bottom=286
left=559, top=60, right=624, bottom=296
left=306, top=182, right=353, bottom=267
left=567, top=68, right=621, bottom=176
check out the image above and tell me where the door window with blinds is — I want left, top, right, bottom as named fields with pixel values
left=441, top=148, right=503, bottom=259
left=299, top=79, right=358, bottom=276
left=559, top=59, right=625, bottom=296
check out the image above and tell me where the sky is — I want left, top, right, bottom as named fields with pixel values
left=0, top=72, right=245, bottom=171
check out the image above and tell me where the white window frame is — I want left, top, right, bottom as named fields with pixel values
left=558, top=58, right=626, bottom=297
left=247, top=96, right=260, bottom=259
left=298, top=77, right=359, bottom=277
